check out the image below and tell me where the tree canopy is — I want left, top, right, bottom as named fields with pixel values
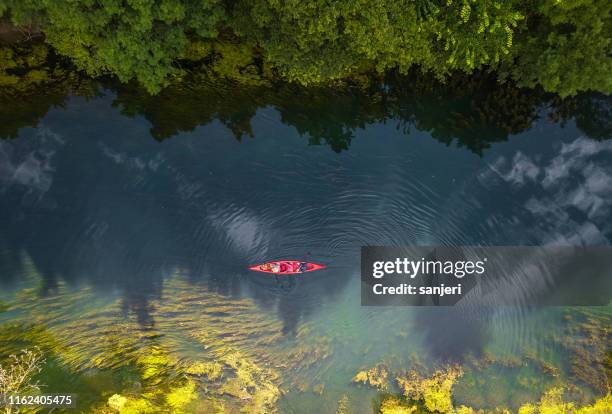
left=0, top=0, right=610, bottom=96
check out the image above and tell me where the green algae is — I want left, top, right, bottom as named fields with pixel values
left=184, top=361, right=223, bottom=380
left=456, top=357, right=556, bottom=409
left=517, top=388, right=612, bottom=414
left=336, top=394, right=349, bottom=414
left=0, top=272, right=286, bottom=413
left=215, top=351, right=280, bottom=413
left=166, top=380, right=198, bottom=412
left=378, top=395, right=417, bottom=414
left=397, top=366, right=463, bottom=414
left=558, top=309, right=611, bottom=394
left=353, top=365, right=390, bottom=391
left=357, top=363, right=612, bottom=414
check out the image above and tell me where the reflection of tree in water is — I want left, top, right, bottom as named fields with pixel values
left=240, top=274, right=311, bottom=336
left=413, top=307, right=488, bottom=363
left=270, top=275, right=298, bottom=295
left=411, top=247, right=486, bottom=362
left=107, top=71, right=611, bottom=154
left=390, top=73, right=544, bottom=155
left=1, top=57, right=611, bottom=336
left=199, top=258, right=337, bottom=336
left=0, top=43, right=96, bottom=139
left=3, top=54, right=611, bottom=152
left=549, top=93, right=612, bottom=140
left=110, top=76, right=262, bottom=141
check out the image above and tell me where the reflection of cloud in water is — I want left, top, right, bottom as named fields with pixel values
left=209, top=207, right=270, bottom=255
left=483, top=136, right=612, bottom=245
left=0, top=128, right=63, bottom=197
left=542, top=137, right=612, bottom=188
left=425, top=136, right=612, bottom=361
left=98, top=142, right=164, bottom=171
left=498, top=152, right=540, bottom=186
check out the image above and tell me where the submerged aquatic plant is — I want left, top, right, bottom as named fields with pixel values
left=335, top=394, right=349, bottom=414
left=353, top=365, right=390, bottom=390
left=370, top=367, right=611, bottom=414
left=397, top=366, right=463, bottom=413
left=517, top=387, right=612, bottom=414
left=559, top=309, right=611, bottom=394
left=183, top=361, right=223, bottom=380
left=0, top=348, right=43, bottom=414
left=2, top=267, right=610, bottom=413
left=379, top=395, right=417, bottom=414
left=1, top=273, right=286, bottom=413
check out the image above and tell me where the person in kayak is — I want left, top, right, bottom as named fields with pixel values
left=258, top=262, right=308, bottom=273
left=260, top=263, right=280, bottom=272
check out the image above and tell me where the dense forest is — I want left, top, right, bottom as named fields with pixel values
left=0, top=0, right=610, bottom=96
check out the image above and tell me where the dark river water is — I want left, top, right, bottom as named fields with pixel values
left=0, top=83, right=610, bottom=413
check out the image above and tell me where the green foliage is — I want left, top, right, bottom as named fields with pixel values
left=261, top=1, right=395, bottom=81
left=0, top=0, right=609, bottom=96
left=2, top=0, right=225, bottom=93
left=230, top=0, right=523, bottom=83
left=430, top=1, right=524, bottom=73
left=506, top=0, right=612, bottom=97
left=180, top=39, right=266, bottom=84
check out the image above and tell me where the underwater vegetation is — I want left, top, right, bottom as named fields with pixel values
left=0, top=263, right=610, bottom=413
left=361, top=365, right=612, bottom=414
left=396, top=366, right=464, bottom=413
left=558, top=308, right=611, bottom=394
left=353, top=366, right=390, bottom=391
left=378, top=395, right=417, bottom=414
left=352, top=309, right=612, bottom=414
left=335, top=394, right=350, bottom=414
left=1, top=265, right=332, bottom=413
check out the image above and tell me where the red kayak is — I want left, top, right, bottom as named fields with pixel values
left=249, top=260, right=326, bottom=274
